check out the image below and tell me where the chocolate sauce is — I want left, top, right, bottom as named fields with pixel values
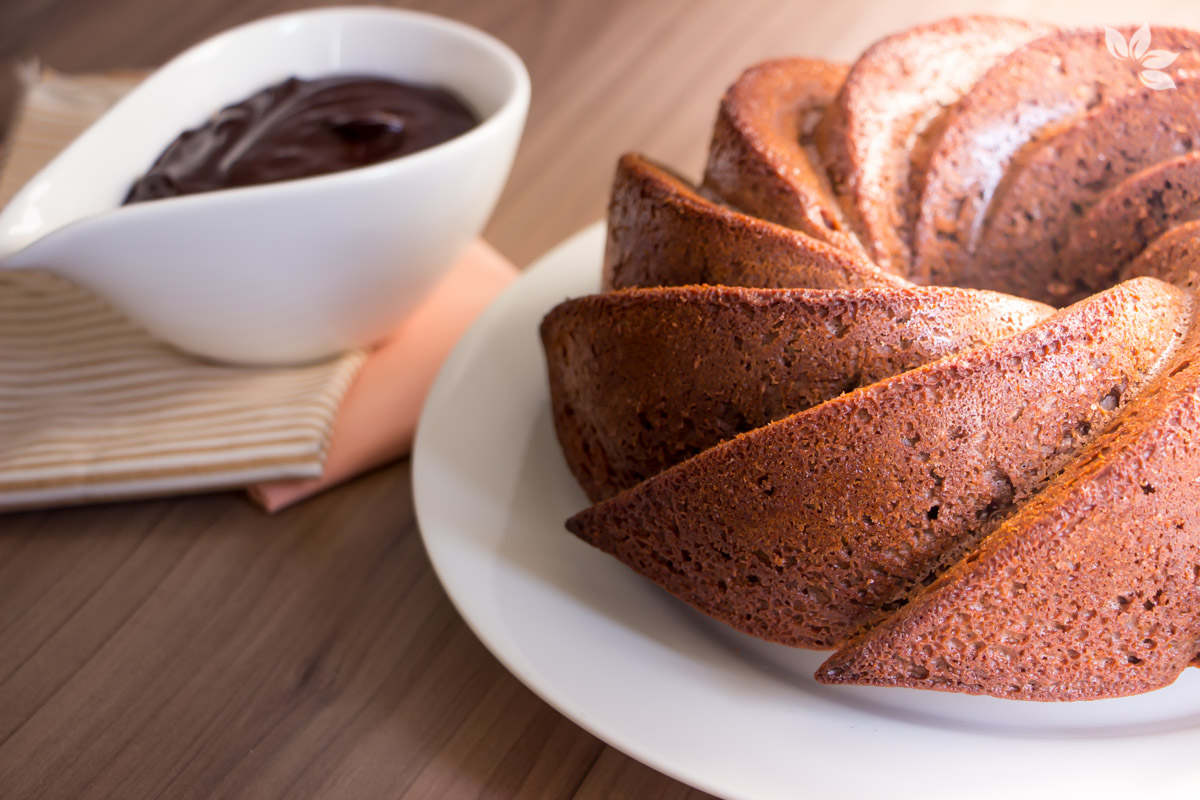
left=124, top=75, right=479, bottom=203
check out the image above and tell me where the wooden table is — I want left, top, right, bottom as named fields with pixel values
left=4, top=1, right=1200, bottom=797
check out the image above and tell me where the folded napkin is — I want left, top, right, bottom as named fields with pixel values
left=0, top=68, right=517, bottom=512
left=248, top=238, right=515, bottom=511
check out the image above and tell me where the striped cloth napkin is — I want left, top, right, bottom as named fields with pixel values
left=0, top=68, right=368, bottom=510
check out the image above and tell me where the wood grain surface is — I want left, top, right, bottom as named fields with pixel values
left=4, top=1, right=1200, bottom=797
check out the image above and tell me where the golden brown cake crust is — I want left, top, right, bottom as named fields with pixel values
left=604, top=153, right=902, bottom=291
left=542, top=285, right=1052, bottom=502
left=566, top=279, right=1189, bottom=648
left=818, top=292, right=1200, bottom=701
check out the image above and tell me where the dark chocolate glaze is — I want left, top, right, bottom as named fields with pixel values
left=124, top=75, right=479, bottom=203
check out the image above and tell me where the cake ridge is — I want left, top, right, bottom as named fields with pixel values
left=564, top=278, right=1189, bottom=649
left=605, top=152, right=901, bottom=291
left=702, top=57, right=861, bottom=254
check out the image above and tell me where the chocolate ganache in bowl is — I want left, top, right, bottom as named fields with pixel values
left=0, top=7, right=530, bottom=365
left=125, top=75, right=480, bottom=203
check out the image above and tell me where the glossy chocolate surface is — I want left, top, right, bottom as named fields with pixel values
left=125, top=75, right=479, bottom=203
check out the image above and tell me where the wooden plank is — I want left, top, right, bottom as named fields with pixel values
left=3, top=0, right=1200, bottom=797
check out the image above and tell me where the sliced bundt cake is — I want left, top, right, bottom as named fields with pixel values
left=545, top=17, right=1200, bottom=699
left=973, top=80, right=1200, bottom=304
left=1064, top=151, right=1200, bottom=287
left=1125, top=221, right=1200, bottom=284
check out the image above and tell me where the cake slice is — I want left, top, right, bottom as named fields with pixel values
left=973, top=82, right=1200, bottom=305
left=1062, top=151, right=1200, bottom=288
left=818, top=296, right=1200, bottom=700
left=702, top=58, right=861, bottom=254
left=912, top=27, right=1200, bottom=291
left=605, top=153, right=902, bottom=290
left=566, top=278, right=1189, bottom=648
left=814, top=16, right=1051, bottom=273
left=542, top=285, right=1052, bottom=501
left=1125, top=220, right=1200, bottom=284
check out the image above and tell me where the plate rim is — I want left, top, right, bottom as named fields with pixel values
left=412, top=221, right=1200, bottom=800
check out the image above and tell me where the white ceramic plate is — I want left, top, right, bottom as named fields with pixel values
left=412, top=222, right=1200, bottom=800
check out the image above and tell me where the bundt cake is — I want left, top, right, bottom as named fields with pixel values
left=541, top=15, right=1200, bottom=700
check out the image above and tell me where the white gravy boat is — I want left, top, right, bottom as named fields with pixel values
left=0, top=7, right=529, bottom=365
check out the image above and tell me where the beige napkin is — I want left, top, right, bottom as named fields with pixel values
left=0, top=68, right=368, bottom=510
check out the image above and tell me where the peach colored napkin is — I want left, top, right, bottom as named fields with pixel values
left=0, top=67, right=518, bottom=512
left=248, top=240, right=516, bottom=511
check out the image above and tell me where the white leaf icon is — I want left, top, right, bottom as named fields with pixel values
left=1142, top=49, right=1178, bottom=69
left=1104, top=26, right=1129, bottom=59
left=1140, top=69, right=1177, bottom=90
left=1130, top=23, right=1152, bottom=61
